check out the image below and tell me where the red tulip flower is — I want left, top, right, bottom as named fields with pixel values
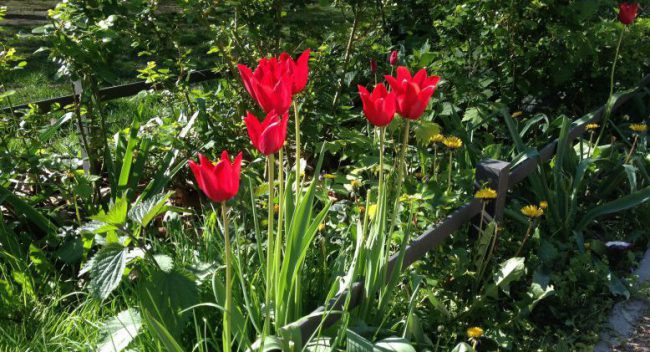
left=244, top=111, right=289, bottom=155
left=238, top=64, right=293, bottom=114
left=618, top=2, right=639, bottom=25
left=370, top=58, right=378, bottom=73
left=385, top=67, right=441, bottom=120
left=358, top=83, right=396, bottom=127
left=189, top=151, right=243, bottom=203
left=389, top=50, right=398, bottom=66
left=237, top=49, right=311, bottom=114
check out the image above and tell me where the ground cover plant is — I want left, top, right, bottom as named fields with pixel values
left=1, top=1, right=649, bottom=351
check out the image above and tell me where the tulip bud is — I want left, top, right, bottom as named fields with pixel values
left=389, top=50, right=398, bottom=66
left=618, top=2, right=639, bottom=25
left=370, top=58, right=377, bottom=73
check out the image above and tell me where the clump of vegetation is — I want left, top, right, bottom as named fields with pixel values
left=0, top=1, right=648, bottom=351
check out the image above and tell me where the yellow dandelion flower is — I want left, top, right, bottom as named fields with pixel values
left=350, top=179, right=362, bottom=188
left=430, top=133, right=445, bottom=144
left=318, top=223, right=326, bottom=232
left=585, top=123, right=600, bottom=131
left=368, top=204, right=378, bottom=218
left=443, top=136, right=463, bottom=149
left=521, top=205, right=544, bottom=218
left=323, top=174, right=336, bottom=180
left=630, top=123, right=648, bottom=133
left=467, top=326, right=484, bottom=338
left=511, top=111, right=523, bottom=118
left=475, top=188, right=497, bottom=200
left=539, top=201, right=548, bottom=209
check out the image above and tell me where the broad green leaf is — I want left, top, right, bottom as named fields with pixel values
left=576, top=186, right=650, bottom=231
left=97, top=309, right=142, bottom=352
left=89, top=244, right=128, bottom=300
left=451, top=342, right=474, bottom=352
left=91, top=195, right=129, bottom=226
left=152, top=254, right=173, bottom=273
left=414, top=121, right=441, bottom=146
left=128, top=192, right=172, bottom=228
left=346, top=330, right=373, bottom=352
left=141, top=309, right=184, bottom=352
left=374, top=337, right=417, bottom=352
left=0, top=185, right=58, bottom=236
left=493, top=257, right=525, bottom=296
left=248, top=336, right=285, bottom=352
left=137, top=270, right=198, bottom=339
left=39, top=112, right=73, bottom=142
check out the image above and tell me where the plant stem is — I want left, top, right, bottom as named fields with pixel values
left=624, top=135, right=638, bottom=164
left=221, top=202, right=232, bottom=352
left=432, top=144, right=438, bottom=181
left=378, top=127, right=386, bottom=205
left=263, top=154, right=275, bottom=338
left=447, top=151, right=454, bottom=191
left=274, top=148, right=284, bottom=321
left=587, top=132, right=594, bottom=157
left=596, top=27, right=625, bottom=146
left=293, top=101, right=302, bottom=197
left=515, top=220, right=535, bottom=257
left=388, top=120, right=411, bottom=235
left=478, top=202, right=486, bottom=234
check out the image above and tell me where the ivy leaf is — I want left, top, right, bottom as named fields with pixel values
left=97, top=308, right=142, bottom=352
left=89, top=244, right=128, bottom=300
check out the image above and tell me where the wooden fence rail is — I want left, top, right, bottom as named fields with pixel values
left=280, top=74, right=650, bottom=348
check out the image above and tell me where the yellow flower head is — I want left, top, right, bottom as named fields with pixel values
left=467, top=326, right=484, bottom=338
left=368, top=204, right=378, bottom=218
left=539, top=200, right=548, bottom=209
left=443, top=136, right=463, bottom=149
left=511, top=111, right=523, bottom=119
left=521, top=205, right=544, bottom=218
left=318, top=223, right=326, bottom=232
left=430, top=133, right=445, bottom=144
left=630, top=123, right=648, bottom=133
left=585, top=123, right=600, bottom=131
left=323, top=173, right=336, bottom=180
left=274, top=204, right=280, bottom=214
left=475, top=188, right=497, bottom=200
left=350, top=179, right=362, bottom=188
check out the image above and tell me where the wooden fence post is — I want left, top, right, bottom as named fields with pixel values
left=475, top=159, right=510, bottom=221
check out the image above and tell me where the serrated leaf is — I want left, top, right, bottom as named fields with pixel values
left=97, top=309, right=142, bottom=352
left=462, top=107, right=481, bottom=125
left=90, top=244, right=128, bottom=300
left=128, top=192, right=172, bottom=228
left=152, top=254, right=173, bottom=272
left=92, top=195, right=128, bottom=226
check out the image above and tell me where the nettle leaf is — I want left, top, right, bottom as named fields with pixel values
left=128, top=192, right=172, bottom=228
left=493, top=257, right=526, bottom=296
left=89, top=244, right=128, bottom=300
left=92, top=195, right=129, bottom=226
left=97, top=308, right=142, bottom=352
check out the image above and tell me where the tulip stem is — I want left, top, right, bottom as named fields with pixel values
left=264, top=154, right=275, bottom=337
left=596, top=26, right=625, bottom=146
left=387, top=120, right=410, bottom=257
left=293, top=101, right=302, bottom=196
left=432, top=144, right=438, bottom=181
left=221, top=202, right=232, bottom=352
left=378, top=127, right=386, bottom=204
left=274, top=148, right=284, bottom=319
